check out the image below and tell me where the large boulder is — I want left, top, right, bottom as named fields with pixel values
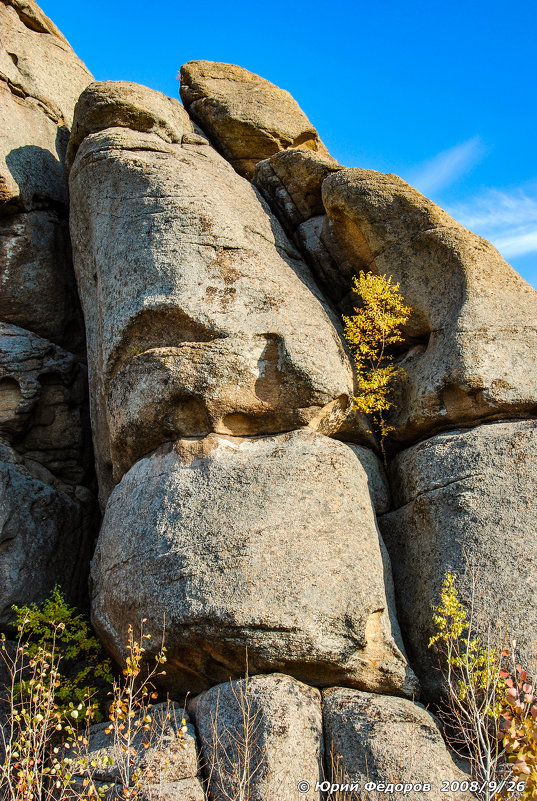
left=323, top=688, right=472, bottom=800
left=90, top=429, right=417, bottom=697
left=66, top=80, right=196, bottom=170
left=179, top=61, right=330, bottom=179
left=320, top=169, right=537, bottom=444
left=190, top=673, right=323, bottom=801
left=380, top=419, right=537, bottom=697
left=68, top=81, right=356, bottom=500
left=0, top=440, right=95, bottom=627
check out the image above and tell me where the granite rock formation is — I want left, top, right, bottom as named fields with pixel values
left=0, top=0, right=96, bottom=623
left=3, top=9, right=537, bottom=795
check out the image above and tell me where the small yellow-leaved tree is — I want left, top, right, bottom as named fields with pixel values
left=429, top=572, right=537, bottom=801
left=342, top=271, right=411, bottom=457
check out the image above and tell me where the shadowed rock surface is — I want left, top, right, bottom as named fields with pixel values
left=0, top=441, right=95, bottom=626
left=0, top=0, right=96, bottom=624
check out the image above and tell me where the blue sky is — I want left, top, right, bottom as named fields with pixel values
left=42, top=0, right=537, bottom=286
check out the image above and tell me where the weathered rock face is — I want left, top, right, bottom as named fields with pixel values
left=0, top=0, right=96, bottom=624
left=90, top=430, right=416, bottom=698
left=323, top=688, right=472, bottom=800
left=190, top=673, right=323, bottom=801
left=68, top=81, right=356, bottom=500
left=0, top=323, right=91, bottom=484
left=320, top=169, right=537, bottom=443
left=380, top=420, right=537, bottom=697
left=179, top=61, right=330, bottom=179
left=66, top=80, right=197, bottom=171
left=0, top=441, right=95, bottom=626
left=0, top=0, right=92, bottom=352
left=253, top=148, right=342, bottom=230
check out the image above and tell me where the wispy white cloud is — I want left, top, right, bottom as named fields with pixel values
left=408, top=136, right=486, bottom=195
left=449, top=186, right=537, bottom=259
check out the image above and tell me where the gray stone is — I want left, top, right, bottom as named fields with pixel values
left=141, top=780, right=205, bottom=801
left=0, top=0, right=92, bottom=352
left=0, top=322, right=91, bottom=485
left=0, top=212, right=84, bottom=349
left=180, top=61, right=330, bottom=179
left=0, top=440, right=95, bottom=627
left=323, top=688, right=472, bottom=800
left=190, top=673, right=323, bottom=801
left=69, top=703, right=199, bottom=784
left=321, top=168, right=537, bottom=443
left=0, top=0, right=95, bottom=626
left=68, top=83, right=354, bottom=501
left=379, top=420, right=537, bottom=697
left=90, top=430, right=417, bottom=698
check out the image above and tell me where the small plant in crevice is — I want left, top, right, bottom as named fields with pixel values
left=342, top=270, right=411, bottom=462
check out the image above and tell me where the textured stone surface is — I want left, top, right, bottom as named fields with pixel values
left=68, top=83, right=354, bottom=500
left=323, top=688, right=472, bottom=800
left=180, top=61, right=329, bottom=179
left=66, top=80, right=195, bottom=170
left=0, top=0, right=91, bottom=352
left=380, top=420, right=537, bottom=697
left=321, top=169, right=537, bottom=443
left=190, top=673, right=323, bottom=801
left=0, top=212, right=83, bottom=347
left=91, top=430, right=416, bottom=697
left=253, top=148, right=341, bottom=229
left=141, top=780, right=205, bottom=801
left=0, top=0, right=95, bottom=627
left=0, top=440, right=95, bottom=627
left=0, top=322, right=91, bottom=485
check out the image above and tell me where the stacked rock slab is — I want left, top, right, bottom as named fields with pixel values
left=0, top=0, right=96, bottom=624
left=315, top=171, right=537, bottom=698
left=68, top=703, right=205, bottom=801
left=176, top=59, right=537, bottom=784
left=380, top=420, right=537, bottom=696
left=198, top=66, right=537, bottom=703
left=179, top=61, right=331, bottom=179
left=190, top=673, right=323, bottom=801
left=68, top=80, right=417, bottom=700
left=323, top=688, right=472, bottom=800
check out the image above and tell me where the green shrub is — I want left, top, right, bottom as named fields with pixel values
left=12, top=586, right=113, bottom=722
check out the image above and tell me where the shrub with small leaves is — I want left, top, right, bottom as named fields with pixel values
left=430, top=571, right=537, bottom=800
left=104, top=620, right=169, bottom=798
left=499, top=657, right=537, bottom=799
left=12, top=586, right=113, bottom=723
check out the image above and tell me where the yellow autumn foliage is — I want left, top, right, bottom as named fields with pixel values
left=342, top=271, right=411, bottom=440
